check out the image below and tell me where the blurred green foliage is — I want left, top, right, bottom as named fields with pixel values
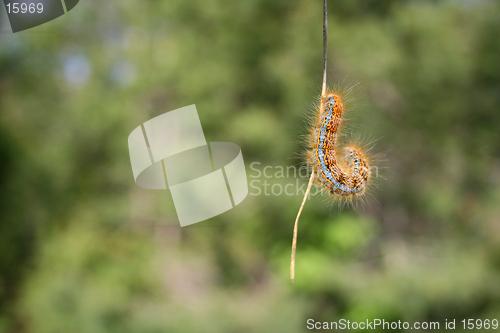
left=1, top=0, right=500, bottom=332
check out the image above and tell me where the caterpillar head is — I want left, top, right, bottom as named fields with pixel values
left=322, top=93, right=343, bottom=116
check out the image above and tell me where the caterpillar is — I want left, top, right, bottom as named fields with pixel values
left=307, top=92, right=370, bottom=200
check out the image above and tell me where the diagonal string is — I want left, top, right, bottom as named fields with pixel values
left=290, top=0, right=328, bottom=282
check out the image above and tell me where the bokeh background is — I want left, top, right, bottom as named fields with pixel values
left=1, top=0, right=500, bottom=332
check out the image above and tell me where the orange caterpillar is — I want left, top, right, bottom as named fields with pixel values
left=306, top=91, right=371, bottom=203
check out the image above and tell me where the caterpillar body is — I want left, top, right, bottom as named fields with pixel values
left=306, top=92, right=371, bottom=201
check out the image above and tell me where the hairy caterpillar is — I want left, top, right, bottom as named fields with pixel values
left=307, top=92, right=370, bottom=199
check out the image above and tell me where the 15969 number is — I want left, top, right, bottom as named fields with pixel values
left=462, top=319, right=498, bottom=330
left=6, top=3, right=43, bottom=14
